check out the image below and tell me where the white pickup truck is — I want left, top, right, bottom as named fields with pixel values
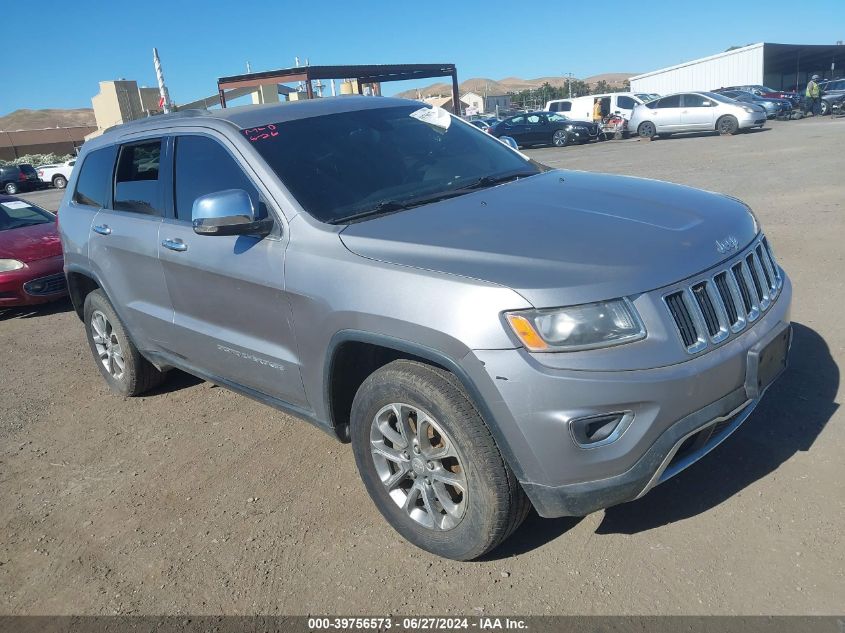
left=37, top=159, right=76, bottom=189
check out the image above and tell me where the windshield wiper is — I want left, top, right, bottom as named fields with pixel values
left=329, top=190, right=471, bottom=225
left=456, top=171, right=538, bottom=191
left=329, top=171, right=538, bottom=225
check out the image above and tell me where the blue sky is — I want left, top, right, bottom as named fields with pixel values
left=3, top=0, right=844, bottom=114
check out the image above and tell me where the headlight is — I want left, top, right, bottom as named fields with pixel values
left=742, top=106, right=755, bottom=113
left=505, top=298, right=646, bottom=352
left=0, top=259, right=25, bottom=272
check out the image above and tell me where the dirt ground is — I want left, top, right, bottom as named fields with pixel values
left=1, top=117, right=843, bottom=616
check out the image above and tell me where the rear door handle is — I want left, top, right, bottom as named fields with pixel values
left=92, top=224, right=111, bottom=236
left=162, top=238, right=188, bottom=252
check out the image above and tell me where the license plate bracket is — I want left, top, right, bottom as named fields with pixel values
left=745, top=323, right=791, bottom=399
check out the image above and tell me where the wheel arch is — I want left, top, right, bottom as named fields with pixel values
left=65, top=267, right=102, bottom=320
left=322, top=330, right=531, bottom=483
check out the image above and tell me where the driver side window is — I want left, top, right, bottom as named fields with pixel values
left=173, top=135, right=265, bottom=223
left=655, top=95, right=681, bottom=108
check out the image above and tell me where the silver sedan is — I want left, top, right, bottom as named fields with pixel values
left=629, top=91, right=767, bottom=138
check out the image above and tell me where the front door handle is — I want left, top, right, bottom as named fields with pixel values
left=92, top=224, right=111, bottom=236
left=161, top=238, right=188, bottom=252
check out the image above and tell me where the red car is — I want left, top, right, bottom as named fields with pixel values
left=0, top=194, right=66, bottom=307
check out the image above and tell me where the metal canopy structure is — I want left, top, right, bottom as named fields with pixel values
left=217, top=63, right=460, bottom=112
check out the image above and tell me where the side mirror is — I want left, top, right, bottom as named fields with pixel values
left=192, top=189, right=273, bottom=237
left=498, top=136, right=519, bottom=150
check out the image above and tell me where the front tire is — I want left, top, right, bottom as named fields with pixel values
left=820, top=101, right=830, bottom=116
left=83, top=289, right=164, bottom=396
left=5, top=182, right=18, bottom=195
left=637, top=121, right=656, bottom=138
left=552, top=129, right=569, bottom=147
left=53, top=175, right=67, bottom=189
left=717, top=115, right=739, bottom=135
left=350, top=360, right=530, bottom=560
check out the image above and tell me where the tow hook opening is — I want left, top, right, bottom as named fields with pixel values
left=570, top=412, right=631, bottom=448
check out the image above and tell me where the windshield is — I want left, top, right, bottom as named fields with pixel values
left=0, top=200, right=54, bottom=231
left=244, top=105, right=539, bottom=224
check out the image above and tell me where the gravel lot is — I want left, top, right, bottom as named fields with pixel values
left=2, top=117, right=843, bottom=615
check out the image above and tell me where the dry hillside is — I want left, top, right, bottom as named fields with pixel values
left=394, top=73, right=637, bottom=98
left=0, top=108, right=96, bottom=131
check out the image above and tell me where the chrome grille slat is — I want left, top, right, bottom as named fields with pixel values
left=681, top=288, right=710, bottom=353
left=749, top=253, right=771, bottom=309
left=723, top=270, right=749, bottom=332
left=738, top=260, right=761, bottom=321
left=663, top=237, right=780, bottom=355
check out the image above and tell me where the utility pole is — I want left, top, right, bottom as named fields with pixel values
left=153, top=48, right=172, bottom=114
left=564, top=72, right=574, bottom=98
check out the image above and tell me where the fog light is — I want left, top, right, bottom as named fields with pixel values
left=569, top=412, right=631, bottom=447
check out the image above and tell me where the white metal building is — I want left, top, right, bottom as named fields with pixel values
left=630, top=43, right=845, bottom=95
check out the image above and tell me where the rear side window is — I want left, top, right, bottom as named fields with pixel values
left=113, top=140, right=162, bottom=216
left=173, top=135, right=262, bottom=222
left=19, top=165, right=37, bottom=176
left=73, top=147, right=116, bottom=208
left=683, top=94, right=713, bottom=107
left=617, top=96, right=635, bottom=109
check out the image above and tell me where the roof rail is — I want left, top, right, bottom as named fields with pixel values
left=102, top=109, right=210, bottom=134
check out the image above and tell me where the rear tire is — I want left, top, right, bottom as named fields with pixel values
left=717, top=115, right=739, bottom=135
left=637, top=121, right=656, bottom=138
left=350, top=360, right=530, bottom=560
left=53, top=175, right=67, bottom=189
left=83, top=289, right=164, bottom=396
left=820, top=101, right=829, bottom=116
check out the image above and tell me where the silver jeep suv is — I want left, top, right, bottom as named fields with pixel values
left=58, top=97, right=792, bottom=560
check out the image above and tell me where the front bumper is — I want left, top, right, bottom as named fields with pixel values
left=738, top=111, right=767, bottom=128
left=569, top=126, right=599, bottom=142
left=0, top=255, right=66, bottom=307
left=471, top=274, right=792, bottom=517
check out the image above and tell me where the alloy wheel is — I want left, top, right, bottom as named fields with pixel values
left=90, top=310, right=126, bottom=381
left=552, top=130, right=568, bottom=147
left=370, top=403, right=467, bottom=530
left=639, top=122, right=656, bottom=138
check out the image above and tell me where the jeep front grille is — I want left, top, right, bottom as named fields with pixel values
left=663, top=237, right=782, bottom=354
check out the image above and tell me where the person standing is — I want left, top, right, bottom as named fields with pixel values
left=805, top=75, right=822, bottom=116
left=593, top=98, right=603, bottom=123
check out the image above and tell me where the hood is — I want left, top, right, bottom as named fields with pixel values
left=339, top=170, right=758, bottom=308
left=0, top=221, right=62, bottom=263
